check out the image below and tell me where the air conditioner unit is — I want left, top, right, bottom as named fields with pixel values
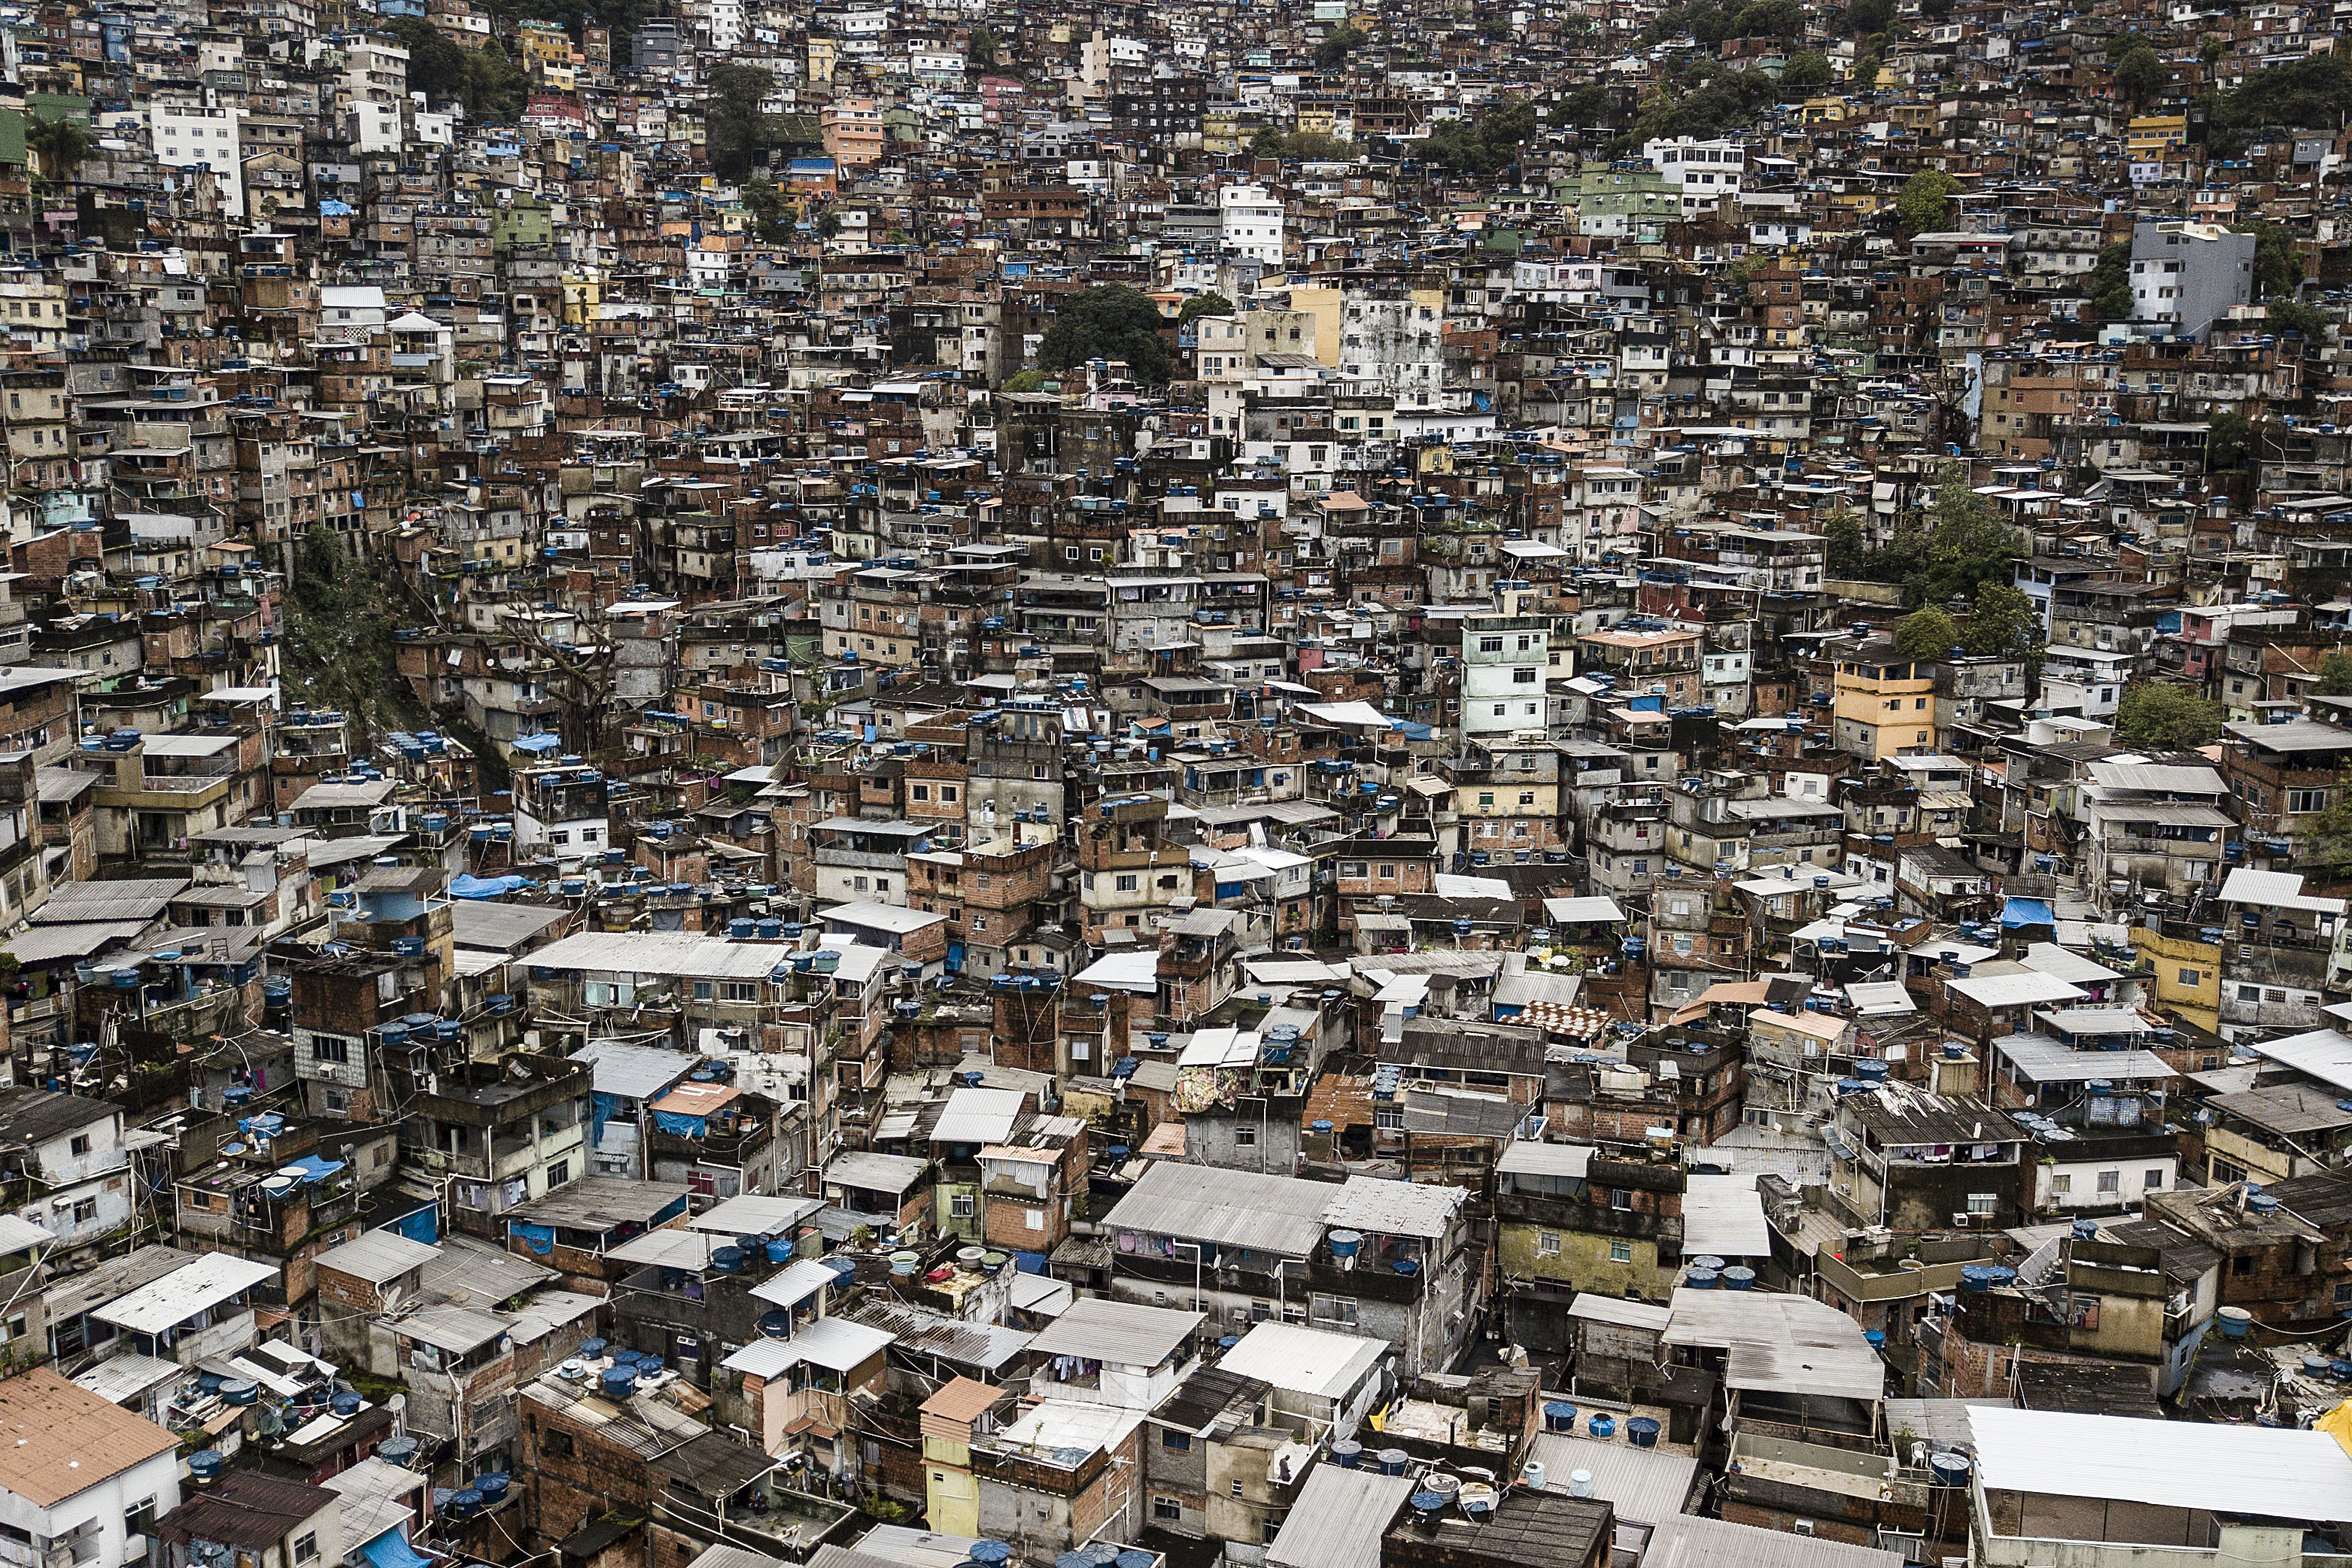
left=1952, top=1211, right=1977, bottom=1229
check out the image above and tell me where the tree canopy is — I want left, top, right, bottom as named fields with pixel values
left=285, top=527, right=406, bottom=746
left=1895, top=169, right=1961, bottom=234
left=1177, top=292, right=1235, bottom=327
left=385, top=19, right=527, bottom=123
left=2316, top=651, right=2352, bottom=697
left=1891, top=607, right=1960, bottom=661
left=1035, top=285, right=1171, bottom=383
left=1314, top=22, right=1369, bottom=70
left=2113, top=42, right=2169, bottom=111
left=2113, top=682, right=2223, bottom=751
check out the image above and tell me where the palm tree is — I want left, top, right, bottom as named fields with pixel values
left=24, top=114, right=96, bottom=184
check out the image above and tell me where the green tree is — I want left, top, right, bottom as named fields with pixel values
left=742, top=178, right=793, bottom=241
left=385, top=17, right=470, bottom=109
left=1000, top=369, right=1053, bottom=393
left=284, top=527, right=405, bottom=746
left=2088, top=240, right=2135, bottom=321
left=1477, top=17, right=1512, bottom=39
left=2114, top=43, right=2168, bottom=111
left=2199, top=32, right=2227, bottom=64
left=2302, top=777, right=2352, bottom=877
left=1177, top=292, right=1235, bottom=328
left=2208, top=411, right=2253, bottom=473
left=706, top=62, right=780, bottom=181
left=1844, top=0, right=1893, bottom=33
left=1781, top=51, right=1836, bottom=91
left=1035, top=284, right=1171, bottom=383
left=1823, top=509, right=1867, bottom=576
left=1962, top=582, right=2044, bottom=658
left=23, top=111, right=95, bottom=181
left=2269, top=296, right=2328, bottom=345
left=2316, top=652, right=2352, bottom=697
left=1892, top=607, right=1960, bottom=660
left=1560, top=84, right=1613, bottom=126
left=1904, top=469, right=2023, bottom=607
left=2236, top=220, right=2305, bottom=300
left=1850, top=50, right=1880, bottom=86
left=966, top=26, right=997, bottom=69
left=2113, top=682, right=2223, bottom=750
left=1896, top=169, right=1961, bottom=233
left=1315, top=21, right=1369, bottom=70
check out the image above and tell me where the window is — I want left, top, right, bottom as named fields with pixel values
left=1311, top=1294, right=1357, bottom=1326
left=68, top=1135, right=90, bottom=1158
left=295, top=1535, right=318, bottom=1565
left=1537, top=1231, right=1561, bottom=1257
left=545, top=1159, right=570, bottom=1188
left=1375, top=1106, right=1404, bottom=1131
left=542, top=1430, right=573, bottom=1459
left=70, top=1198, right=96, bottom=1224
left=1114, top=874, right=1138, bottom=893
left=2050, top=1173, right=2071, bottom=1195
left=1966, top=1192, right=1997, bottom=1215
left=1609, top=1240, right=1633, bottom=1263
left=2290, top=787, right=2330, bottom=813
left=1235, top=1126, right=1258, bottom=1148
left=950, top=1192, right=976, bottom=1218
left=2096, top=1170, right=2120, bottom=1195
left=125, top=1500, right=154, bottom=1541
left=311, top=1036, right=350, bottom=1065
left=1153, top=1498, right=1183, bottom=1523
left=2145, top=1168, right=2167, bottom=1190
left=1162, top=1431, right=1192, bottom=1451
left=1230, top=1480, right=1245, bottom=1500
left=2179, top=967, right=2200, bottom=986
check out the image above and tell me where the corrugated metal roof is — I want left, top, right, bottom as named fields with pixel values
left=30, top=878, right=188, bottom=925
left=825, top=1150, right=929, bottom=1193
left=1641, top=1512, right=1902, bottom=1568
left=1265, top=1463, right=1415, bottom=1568
left=1500, top=1141, right=1596, bottom=1178
left=1529, top=1430, right=1699, bottom=1524
left=1968, top=1405, right=2352, bottom=1521
left=1320, top=1175, right=1464, bottom=1238
left=1104, top=1160, right=1331, bottom=1255
left=930, top=1086, right=1025, bottom=1145
left=843, top=1298, right=1032, bottom=1371
left=1682, top=1174, right=1771, bottom=1259
left=721, top=1316, right=895, bottom=1378
left=530, top=931, right=796, bottom=981
left=1662, top=1287, right=1883, bottom=1401
left=573, top=1041, right=696, bottom=1101
left=1027, top=1296, right=1202, bottom=1367
left=92, top=1253, right=276, bottom=1334
left=1216, top=1322, right=1384, bottom=1400
left=318, top=1231, right=440, bottom=1286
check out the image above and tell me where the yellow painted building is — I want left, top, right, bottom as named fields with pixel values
left=2129, top=921, right=2220, bottom=1035
left=1833, top=646, right=1940, bottom=759
left=561, top=275, right=602, bottom=327
left=2126, top=115, right=2188, bottom=158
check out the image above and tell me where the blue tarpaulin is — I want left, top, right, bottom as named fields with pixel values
left=2001, top=897, right=2056, bottom=928
left=510, top=1222, right=555, bottom=1255
left=592, top=1090, right=623, bottom=1149
left=512, top=733, right=562, bottom=754
left=653, top=1110, right=707, bottom=1138
left=451, top=874, right=534, bottom=900
left=288, top=1155, right=345, bottom=1184
left=360, top=1530, right=436, bottom=1568
left=389, top=1205, right=438, bottom=1244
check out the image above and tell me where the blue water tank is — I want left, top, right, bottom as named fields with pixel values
left=1543, top=1401, right=1577, bottom=1433
left=1626, top=1417, right=1661, bottom=1448
left=600, top=1366, right=637, bottom=1399
left=475, top=1473, right=511, bottom=1503
left=759, top=1311, right=793, bottom=1339
left=1721, top=1266, right=1755, bottom=1290
left=1332, top=1440, right=1363, bottom=1469
left=188, top=1451, right=224, bottom=1482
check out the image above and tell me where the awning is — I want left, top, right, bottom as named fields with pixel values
left=360, top=1530, right=436, bottom=1568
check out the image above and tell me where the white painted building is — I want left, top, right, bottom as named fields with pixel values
left=1220, top=182, right=1284, bottom=266
left=1642, top=135, right=1745, bottom=214
left=0, top=1371, right=184, bottom=1568
left=149, top=100, right=247, bottom=217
